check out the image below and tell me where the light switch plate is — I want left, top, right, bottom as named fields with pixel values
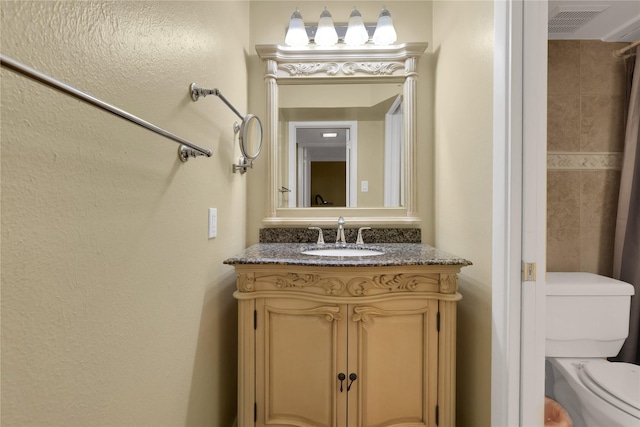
left=208, top=208, right=217, bottom=239
left=361, top=181, right=369, bottom=192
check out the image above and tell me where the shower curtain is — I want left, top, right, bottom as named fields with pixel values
left=613, top=46, right=640, bottom=365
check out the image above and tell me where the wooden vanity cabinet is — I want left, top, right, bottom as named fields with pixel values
left=233, top=264, right=463, bottom=427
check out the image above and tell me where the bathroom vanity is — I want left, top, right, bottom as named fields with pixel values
left=224, top=243, right=471, bottom=427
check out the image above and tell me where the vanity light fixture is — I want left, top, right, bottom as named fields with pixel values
left=285, top=8, right=309, bottom=47
left=314, top=7, right=338, bottom=46
left=344, top=7, right=369, bottom=46
left=282, top=6, right=398, bottom=47
left=322, top=132, right=338, bottom=138
left=372, top=6, right=397, bottom=46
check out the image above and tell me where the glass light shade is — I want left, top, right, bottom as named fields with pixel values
left=372, top=7, right=397, bottom=46
left=285, top=9, right=309, bottom=47
left=314, top=7, right=338, bottom=46
left=344, top=7, right=369, bottom=46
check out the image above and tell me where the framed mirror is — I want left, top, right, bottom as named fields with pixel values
left=256, top=43, right=428, bottom=226
left=280, top=83, right=403, bottom=208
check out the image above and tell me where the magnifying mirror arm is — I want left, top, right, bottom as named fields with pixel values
left=190, top=83, right=245, bottom=121
left=190, top=83, right=264, bottom=171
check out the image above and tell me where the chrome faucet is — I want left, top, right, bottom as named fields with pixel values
left=336, top=217, right=346, bottom=247
left=356, top=227, right=372, bottom=245
left=308, top=227, right=325, bottom=245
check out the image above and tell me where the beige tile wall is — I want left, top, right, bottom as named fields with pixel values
left=547, top=40, right=629, bottom=274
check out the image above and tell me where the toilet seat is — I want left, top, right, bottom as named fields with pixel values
left=578, top=360, right=640, bottom=418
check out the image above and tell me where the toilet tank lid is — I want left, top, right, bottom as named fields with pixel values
left=546, top=272, right=635, bottom=296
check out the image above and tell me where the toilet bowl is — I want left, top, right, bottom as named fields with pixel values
left=545, top=272, right=639, bottom=427
left=546, top=358, right=640, bottom=426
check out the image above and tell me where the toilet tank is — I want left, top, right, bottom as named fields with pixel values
left=546, top=272, right=635, bottom=358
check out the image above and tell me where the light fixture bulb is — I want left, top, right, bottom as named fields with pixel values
left=285, top=8, right=309, bottom=47
left=314, top=7, right=338, bottom=46
left=344, top=7, right=369, bottom=46
left=373, top=6, right=397, bottom=46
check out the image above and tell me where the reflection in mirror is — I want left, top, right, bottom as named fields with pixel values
left=278, top=83, right=403, bottom=209
left=288, top=122, right=354, bottom=208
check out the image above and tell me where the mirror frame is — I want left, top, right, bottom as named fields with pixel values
left=256, top=42, right=428, bottom=226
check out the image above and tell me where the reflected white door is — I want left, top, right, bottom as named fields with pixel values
left=289, top=121, right=358, bottom=208
left=384, top=95, right=404, bottom=207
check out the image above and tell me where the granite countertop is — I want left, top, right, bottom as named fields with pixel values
left=223, top=243, right=472, bottom=267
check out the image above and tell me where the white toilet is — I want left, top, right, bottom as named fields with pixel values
left=545, top=272, right=640, bottom=427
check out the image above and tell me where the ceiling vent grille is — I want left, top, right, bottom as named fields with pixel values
left=548, top=5, right=609, bottom=34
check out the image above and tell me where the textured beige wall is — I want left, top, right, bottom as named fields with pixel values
left=357, top=121, right=385, bottom=207
left=432, top=1, right=494, bottom=426
left=1, top=2, right=249, bottom=426
left=246, top=1, right=434, bottom=243
left=547, top=40, right=628, bottom=275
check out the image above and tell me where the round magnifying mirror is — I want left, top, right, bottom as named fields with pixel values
left=239, top=114, right=263, bottom=160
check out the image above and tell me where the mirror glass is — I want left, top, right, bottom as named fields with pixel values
left=278, top=82, right=404, bottom=209
left=239, top=114, right=263, bottom=160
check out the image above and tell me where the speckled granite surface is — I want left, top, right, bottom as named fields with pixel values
left=224, top=243, right=472, bottom=267
left=259, top=228, right=421, bottom=244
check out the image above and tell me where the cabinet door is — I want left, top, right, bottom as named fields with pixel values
left=256, top=298, right=347, bottom=427
left=347, top=298, right=439, bottom=427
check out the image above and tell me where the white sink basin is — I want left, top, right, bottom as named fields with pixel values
left=302, top=248, right=384, bottom=257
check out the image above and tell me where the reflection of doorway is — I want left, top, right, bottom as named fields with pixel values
left=310, top=161, right=346, bottom=207
left=288, top=121, right=358, bottom=207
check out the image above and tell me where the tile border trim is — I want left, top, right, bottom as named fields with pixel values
left=547, top=152, right=623, bottom=170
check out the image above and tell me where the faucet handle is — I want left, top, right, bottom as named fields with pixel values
left=308, top=227, right=325, bottom=245
left=336, top=217, right=346, bottom=246
left=356, top=227, right=372, bottom=245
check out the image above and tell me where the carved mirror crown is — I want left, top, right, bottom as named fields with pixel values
left=256, top=43, right=428, bottom=226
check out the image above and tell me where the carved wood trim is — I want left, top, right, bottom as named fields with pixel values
left=256, top=273, right=346, bottom=295
left=241, top=271, right=444, bottom=297
left=352, top=305, right=430, bottom=322
left=267, top=305, right=343, bottom=322
left=438, top=300, right=457, bottom=425
left=278, top=61, right=406, bottom=77
left=279, top=62, right=340, bottom=76
left=347, top=274, right=438, bottom=296
left=343, top=61, right=405, bottom=75
left=237, top=273, right=255, bottom=292
left=439, top=274, right=458, bottom=294
left=236, top=299, right=256, bottom=426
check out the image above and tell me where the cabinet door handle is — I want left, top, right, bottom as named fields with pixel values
left=347, top=373, right=357, bottom=392
left=338, top=373, right=346, bottom=392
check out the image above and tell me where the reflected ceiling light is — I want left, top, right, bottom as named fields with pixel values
left=344, top=7, right=369, bottom=46
left=315, top=7, right=338, bottom=46
left=322, top=132, right=338, bottom=138
left=372, top=6, right=397, bottom=46
left=285, top=8, right=309, bottom=47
